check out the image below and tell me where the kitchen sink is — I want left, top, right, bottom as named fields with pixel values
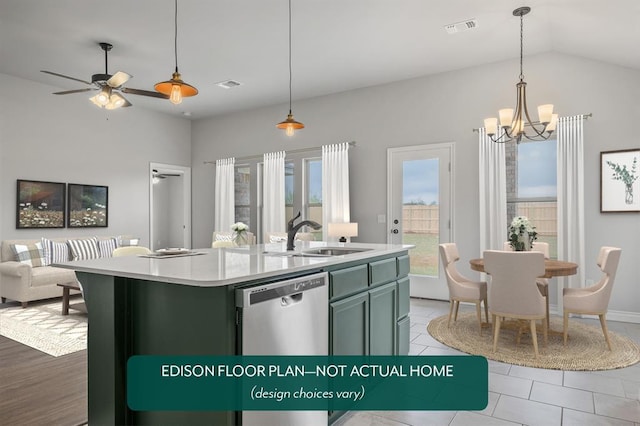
left=301, top=247, right=372, bottom=256
left=263, top=247, right=372, bottom=257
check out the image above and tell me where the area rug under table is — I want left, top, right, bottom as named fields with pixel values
left=427, top=312, right=640, bottom=371
left=0, top=300, right=87, bottom=357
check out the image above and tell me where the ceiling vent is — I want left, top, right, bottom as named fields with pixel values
left=444, top=19, right=478, bottom=34
left=216, top=80, right=242, bottom=89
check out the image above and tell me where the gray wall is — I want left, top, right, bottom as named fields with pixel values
left=191, top=52, right=640, bottom=316
left=0, top=73, right=191, bottom=248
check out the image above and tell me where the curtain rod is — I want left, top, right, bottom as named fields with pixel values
left=471, top=113, right=592, bottom=133
left=204, top=140, right=356, bottom=164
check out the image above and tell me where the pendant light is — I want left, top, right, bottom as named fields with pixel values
left=276, top=0, right=304, bottom=136
left=155, top=0, right=198, bottom=104
left=483, top=7, right=558, bottom=143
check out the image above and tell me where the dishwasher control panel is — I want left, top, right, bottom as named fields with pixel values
left=235, top=272, right=328, bottom=307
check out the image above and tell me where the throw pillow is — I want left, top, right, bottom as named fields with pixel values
left=67, top=238, right=100, bottom=261
left=11, top=242, right=46, bottom=267
left=97, top=237, right=118, bottom=258
left=215, top=234, right=234, bottom=242
left=41, top=237, right=70, bottom=265
left=269, top=235, right=287, bottom=243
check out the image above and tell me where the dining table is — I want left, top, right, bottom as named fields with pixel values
left=469, top=258, right=578, bottom=278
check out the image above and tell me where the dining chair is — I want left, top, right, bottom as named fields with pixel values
left=484, top=250, right=547, bottom=358
left=503, top=241, right=551, bottom=328
left=112, top=246, right=152, bottom=257
left=212, top=240, right=235, bottom=248
left=212, top=231, right=256, bottom=246
left=563, top=246, right=622, bottom=351
left=265, top=232, right=315, bottom=243
left=439, top=243, right=488, bottom=336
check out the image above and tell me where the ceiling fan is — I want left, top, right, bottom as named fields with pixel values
left=41, top=42, right=168, bottom=109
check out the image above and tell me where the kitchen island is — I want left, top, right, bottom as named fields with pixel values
left=59, top=242, right=411, bottom=425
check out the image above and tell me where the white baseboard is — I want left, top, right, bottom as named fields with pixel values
left=550, top=304, right=640, bottom=324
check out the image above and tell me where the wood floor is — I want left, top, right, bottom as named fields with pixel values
left=0, top=334, right=87, bottom=426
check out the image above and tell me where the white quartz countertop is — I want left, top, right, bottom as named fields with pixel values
left=56, top=242, right=412, bottom=287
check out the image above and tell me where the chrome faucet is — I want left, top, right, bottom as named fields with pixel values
left=287, top=211, right=322, bottom=251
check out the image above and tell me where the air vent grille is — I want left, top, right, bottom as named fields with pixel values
left=444, top=19, right=478, bottom=34
left=216, top=80, right=242, bottom=89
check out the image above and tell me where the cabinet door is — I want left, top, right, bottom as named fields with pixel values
left=369, top=282, right=397, bottom=355
left=330, top=292, right=369, bottom=355
left=396, top=316, right=411, bottom=355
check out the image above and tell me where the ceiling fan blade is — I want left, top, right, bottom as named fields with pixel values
left=53, top=88, right=94, bottom=95
left=107, top=71, right=131, bottom=88
left=121, top=87, right=169, bottom=99
left=41, top=70, right=92, bottom=85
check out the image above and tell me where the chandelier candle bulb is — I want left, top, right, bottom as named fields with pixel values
left=546, top=114, right=558, bottom=132
left=499, top=109, right=514, bottom=127
left=484, top=118, right=498, bottom=136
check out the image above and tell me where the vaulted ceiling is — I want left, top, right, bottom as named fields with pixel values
left=1, top=0, right=638, bottom=119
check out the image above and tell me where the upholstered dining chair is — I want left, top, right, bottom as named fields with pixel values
left=484, top=250, right=547, bottom=358
left=211, top=240, right=235, bottom=248
left=212, top=231, right=256, bottom=246
left=112, top=246, right=152, bottom=257
left=264, top=232, right=315, bottom=243
left=439, top=243, right=488, bottom=336
left=563, top=246, right=622, bottom=351
left=503, top=241, right=551, bottom=327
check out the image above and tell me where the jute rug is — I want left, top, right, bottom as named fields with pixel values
left=0, top=299, right=87, bottom=357
left=427, top=312, right=640, bottom=371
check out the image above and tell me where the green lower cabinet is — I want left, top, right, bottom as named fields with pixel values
left=369, top=281, right=397, bottom=355
left=396, top=316, right=411, bottom=355
left=330, top=292, right=369, bottom=355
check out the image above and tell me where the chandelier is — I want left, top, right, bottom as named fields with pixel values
left=483, top=6, right=557, bottom=143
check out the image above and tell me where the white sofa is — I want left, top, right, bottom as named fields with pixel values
left=0, top=236, right=119, bottom=307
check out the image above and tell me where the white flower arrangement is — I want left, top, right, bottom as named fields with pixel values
left=508, top=216, right=538, bottom=251
left=231, top=222, right=249, bottom=245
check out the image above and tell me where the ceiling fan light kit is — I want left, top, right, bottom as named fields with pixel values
left=483, top=6, right=558, bottom=144
left=155, top=0, right=198, bottom=105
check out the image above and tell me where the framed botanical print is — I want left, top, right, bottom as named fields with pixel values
left=67, top=183, right=109, bottom=227
left=16, top=180, right=66, bottom=228
left=600, top=148, right=640, bottom=212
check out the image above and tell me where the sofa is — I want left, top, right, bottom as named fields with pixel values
left=0, top=236, right=127, bottom=307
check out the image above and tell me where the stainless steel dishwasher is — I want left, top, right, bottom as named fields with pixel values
left=236, top=271, right=328, bottom=426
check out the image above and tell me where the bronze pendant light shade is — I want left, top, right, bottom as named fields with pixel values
left=155, top=0, right=198, bottom=104
left=277, top=0, right=304, bottom=136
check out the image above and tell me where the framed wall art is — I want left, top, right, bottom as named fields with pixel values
left=600, top=148, right=640, bottom=212
left=67, top=183, right=109, bottom=227
left=16, top=179, right=66, bottom=228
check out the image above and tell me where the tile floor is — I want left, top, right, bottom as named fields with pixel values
left=335, top=298, right=640, bottom=426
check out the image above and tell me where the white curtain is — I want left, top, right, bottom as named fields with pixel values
left=263, top=151, right=286, bottom=234
left=322, top=143, right=351, bottom=241
left=478, top=128, right=507, bottom=252
left=214, top=157, right=235, bottom=232
left=557, top=115, right=585, bottom=290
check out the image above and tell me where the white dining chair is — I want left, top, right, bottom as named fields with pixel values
left=484, top=250, right=547, bottom=358
left=439, top=243, right=488, bottom=335
left=503, top=241, right=551, bottom=328
left=563, top=246, right=622, bottom=350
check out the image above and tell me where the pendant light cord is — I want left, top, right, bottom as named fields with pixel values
left=174, top=0, right=179, bottom=73
left=288, top=0, right=293, bottom=114
left=519, top=11, right=524, bottom=81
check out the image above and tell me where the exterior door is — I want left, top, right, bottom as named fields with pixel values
left=387, top=143, right=453, bottom=300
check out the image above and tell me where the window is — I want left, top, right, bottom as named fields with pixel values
left=285, top=162, right=295, bottom=225
left=305, top=158, right=323, bottom=240
left=506, top=139, right=557, bottom=258
left=234, top=165, right=251, bottom=228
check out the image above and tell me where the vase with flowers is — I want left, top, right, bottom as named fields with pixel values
left=231, top=222, right=249, bottom=246
left=508, top=216, right=538, bottom=251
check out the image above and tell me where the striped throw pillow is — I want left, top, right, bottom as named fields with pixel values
left=41, top=238, right=70, bottom=265
left=11, top=242, right=46, bottom=267
left=97, top=237, right=118, bottom=258
left=67, top=238, right=100, bottom=261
